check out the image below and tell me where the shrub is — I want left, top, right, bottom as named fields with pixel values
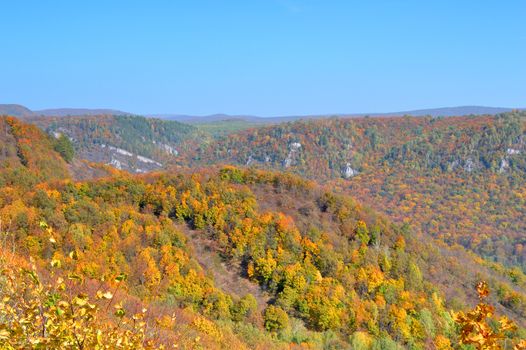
left=264, top=305, right=289, bottom=333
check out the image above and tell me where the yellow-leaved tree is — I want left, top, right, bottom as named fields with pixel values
left=452, top=281, right=526, bottom=350
left=0, top=222, right=168, bottom=349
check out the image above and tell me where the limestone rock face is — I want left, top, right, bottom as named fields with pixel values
left=343, top=163, right=357, bottom=178
left=499, top=157, right=510, bottom=173
left=153, top=141, right=178, bottom=156
left=283, top=142, right=302, bottom=168
left=498, top=147, right=522, bottom=173
left=464, top=158, right=475, bottom=172
left=99, top=144, right=163, bottom=173
left=290, top=142, right=302, bottom=150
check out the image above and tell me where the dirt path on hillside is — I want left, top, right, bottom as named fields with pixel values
left=182, top=227, right=270, bottom=311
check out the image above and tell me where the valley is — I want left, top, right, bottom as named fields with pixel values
left=3, top=2, right=524, bottom=348
left=1, top=111, right=526, bottom=349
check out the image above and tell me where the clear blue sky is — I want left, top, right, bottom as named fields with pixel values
left=1, top=1, right=524, bottom=116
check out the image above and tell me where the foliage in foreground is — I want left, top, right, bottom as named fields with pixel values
left=2, top=117, right=526, bottom=350
left=0, top=250, right=164, bottom=349
left=452, top=282, right=526, bottom=350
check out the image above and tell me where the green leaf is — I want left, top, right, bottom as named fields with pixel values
left=115, top=273, right=127, bottom=282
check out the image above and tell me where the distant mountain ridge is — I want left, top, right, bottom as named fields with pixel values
left=0, top=104, right=132, bottom=117
left=372, top=105, right=517, bottom=117
left=0, top=104, right=35, bottom=117
left=1, top=103, right=523, bottom=121
left=150, top=105, right=524, bottom=123
left=35, top=107, right=133, bottom=116
left=150, top=113, right=264, bottom=123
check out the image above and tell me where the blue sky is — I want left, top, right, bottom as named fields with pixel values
left=1, top=1, right=524, bottom=116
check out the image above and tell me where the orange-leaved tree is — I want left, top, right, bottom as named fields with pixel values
left=0, top=222, right=168, bottom=349
left=452, top=281, right=526, bottom=350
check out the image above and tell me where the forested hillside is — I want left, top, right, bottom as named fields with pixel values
left=2, top=158, right=525, bottom=348
left=2, top=116, right=526, bottom=349
left=0, top=114, right=526, bottom=349
left=188, top=112, right=526, bottom=273
left=18, top=111, right=526, bottom=274
left=0, top=116, right=70, bottom=184
left=29, top=115, right=201, bottom=173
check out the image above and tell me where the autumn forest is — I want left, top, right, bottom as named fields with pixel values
left=0, top=109, right=525, bottom=349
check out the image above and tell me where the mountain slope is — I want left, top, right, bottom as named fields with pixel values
left=152, top=106, right=522, bottom=123
left=186, top=112, right=526, bottom=274
left=0, top=104, right=132, bottom=117
left=34, top=107, right=132, bottom=116
left=3, top=103, right=519, bottom=121
left=0, top=104, right=34, bottom=117
left=3, top=164, right=525, bottom=348
left=25, top=111, right=526, bottom=274
left=29, top=115, right=200, bottom=173
left=1, top=118, right=525, bottom=347
left=0, top=116, right=71, bottom=186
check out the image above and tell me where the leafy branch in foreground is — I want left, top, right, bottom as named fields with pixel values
left=452, top=281, right=526, bottom=350
left=0, top=223, right=170, bottom=349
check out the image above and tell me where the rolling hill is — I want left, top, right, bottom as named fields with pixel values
left=185, top=112, right=526, bottom=274
left=0, top=104, right=34, bottom=117
left=2, top=116, right=526, bottom=348
left=28, top=114, right=201, bottom=173
left=151, top=106, right=522, bottom=124
left=16, top=110, right=526, bottom=273
left=34, top=107, right=133, bottom=116
left=0, top=104, right=132, bottom=117
left=0, top=115, right=71, bottom=185
left=13, top=110, right=526, bottom=273
left=2, top=103, right=521, bottom=121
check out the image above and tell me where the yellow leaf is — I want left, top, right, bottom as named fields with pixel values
left=0, top=329, right=9, bottom=340
left=96, top=290, right=113, bottom=299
